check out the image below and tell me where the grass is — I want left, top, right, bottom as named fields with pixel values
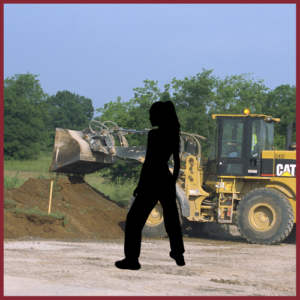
left=37, top=173, right=48, bottom=179
left=4, top=198, right=17, bottom=205
left=4, top=194, right=70, bottom=229
left=52, top=179, right=62, bottom=191
left=4, top=173, right=26, bottom=189
left=6, top=205, right=67, bottom=221
left=38, top=188, right=45, bottom=198
left=85, top=176, right=138, bottom=206
left=4, top=152, right=53, bottom=172
left=89, top=206, right=112, bottom=211
left=50, top=179, right=62, bottom=198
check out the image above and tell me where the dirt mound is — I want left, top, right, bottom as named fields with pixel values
left=4, top=176, right=127, bottom=240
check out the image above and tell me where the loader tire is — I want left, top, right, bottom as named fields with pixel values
left=282, top=224, right=296, bottom=244
left=127, top=196, right=182, bottom=238
left=236, top=188, right=294, bottom=245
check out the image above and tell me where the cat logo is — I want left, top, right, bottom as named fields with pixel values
left=276, top=164, right=296, bottom=177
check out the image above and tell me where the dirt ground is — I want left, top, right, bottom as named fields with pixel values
left=3, top=176, right=296, bottom=296
left=4, top=176, right=127, bottom=240
left=4, top=237, right=296, bottom=296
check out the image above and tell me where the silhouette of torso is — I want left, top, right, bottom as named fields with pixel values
left=138, top=128, right=175, bottom=197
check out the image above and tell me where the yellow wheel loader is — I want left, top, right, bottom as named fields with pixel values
left=50, top=111, right=296, bottom=245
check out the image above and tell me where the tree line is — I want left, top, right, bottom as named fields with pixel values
left=4, top=70, right=296, bottom=162
left=4, top=73, right=94, bottom=160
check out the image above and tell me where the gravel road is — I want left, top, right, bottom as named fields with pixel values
left=4, top=236, right=296, bottom=296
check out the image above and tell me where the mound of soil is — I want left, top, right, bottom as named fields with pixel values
left=4, top=176, right=128, bottom=240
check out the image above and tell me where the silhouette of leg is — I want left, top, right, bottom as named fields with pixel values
left=115, top=258, right=141, bottom=270
left=124, top=195, right=158, bottom=260
left=160, top=195, right=185, bottom=263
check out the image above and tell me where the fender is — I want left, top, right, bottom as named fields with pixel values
left=128, top=186, right=190, bottom=218
left=273, top=183, right=295, bottom=199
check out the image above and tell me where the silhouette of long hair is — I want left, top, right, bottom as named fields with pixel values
left=150, top=100, right=181, bottom=153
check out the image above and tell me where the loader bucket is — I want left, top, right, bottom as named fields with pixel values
left=49, top=128, right=146, bottom=174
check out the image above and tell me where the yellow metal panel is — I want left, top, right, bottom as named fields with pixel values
left=211, top=114, right=280, bottom=123
left=274, top=150, right=296, bottom=160
left=273, top=177, right=296, bottom=199
left=261, top=151, right=275, bottom=159
left=219, top=176, right=272, bottom=180
left=185, top=155, right=209, bottom=197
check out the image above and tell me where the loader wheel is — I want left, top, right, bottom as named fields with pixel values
left=236, top=188, right=294, bottom=245
left=142, top=201, right=167, bottom=238
left=127, top=196, right=182, bottom=238
left=282, top=224, right=296, bottom=244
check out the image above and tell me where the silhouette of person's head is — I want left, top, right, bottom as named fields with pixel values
left=149, top=101, right=181, bottom=151
left=149, top=102, right=163, bottom=127
left=149, top=101, right=180, bottom=131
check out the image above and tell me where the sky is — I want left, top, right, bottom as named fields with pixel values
left=4, top=4, right=296, bottom=118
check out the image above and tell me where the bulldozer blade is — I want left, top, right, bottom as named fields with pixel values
left=49, top=128, right=146, bottom=174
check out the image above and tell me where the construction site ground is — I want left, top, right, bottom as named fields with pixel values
left=4, top=176, right=296, bottom=296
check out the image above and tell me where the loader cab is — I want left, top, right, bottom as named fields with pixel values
left=208, top=112, right=278, bottom=177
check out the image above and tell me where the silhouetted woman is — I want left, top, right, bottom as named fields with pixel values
left=115, top=101, right=185, bottom=270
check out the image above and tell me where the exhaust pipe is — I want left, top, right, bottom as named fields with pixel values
left=285, top=122, right=294, bottom=150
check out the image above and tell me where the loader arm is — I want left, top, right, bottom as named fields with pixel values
left=49, top=123, right=148, bottom=175
left=49, top=119, right=209, bottom=175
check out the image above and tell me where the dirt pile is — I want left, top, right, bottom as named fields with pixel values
left=4, top=176, right=127, bottom=240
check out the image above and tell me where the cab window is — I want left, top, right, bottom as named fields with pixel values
left=221, top=119, right=243, bottom=158
left=251, top=120, right=261, bottom=157
left=260, top=121, right=274, bottom=151
left=209, top=118, right=219, bottom=161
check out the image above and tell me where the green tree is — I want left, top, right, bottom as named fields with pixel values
left=160, top=91, right=172, bottom=103
left=46, top=90, right=94, bottom=129
left=4, top=73, right=49, bottom=160
left=209, top=73, right=269, bottom=115
left=95, top=96, right=144, bottom=148
left=170, top=69, right=217, bottom=156
left=95, top=96, right=144, bottom=184
left=45, top=90, right=94, bottom=148
left=130, top=79, right=161, bottom=136
left=262, top=84, right=296, bottom=149
left=95, top=80, right=161, bottom=182
left=95, top=96, right=135, bottom=131
left=96, top=80, right=161, bottom=147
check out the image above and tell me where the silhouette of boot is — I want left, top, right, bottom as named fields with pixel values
left=115, top=258, right=141, bottom=270
left=170, top=252, right=185, bottom=266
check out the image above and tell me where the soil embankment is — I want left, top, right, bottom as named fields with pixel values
left=4, top=176, right=127, bottom=240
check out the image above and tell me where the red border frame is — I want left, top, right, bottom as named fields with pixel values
left=1, top=2, right=298, bottom=299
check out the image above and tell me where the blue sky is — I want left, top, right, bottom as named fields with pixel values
left=4, top=4, right=296, bottom=117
